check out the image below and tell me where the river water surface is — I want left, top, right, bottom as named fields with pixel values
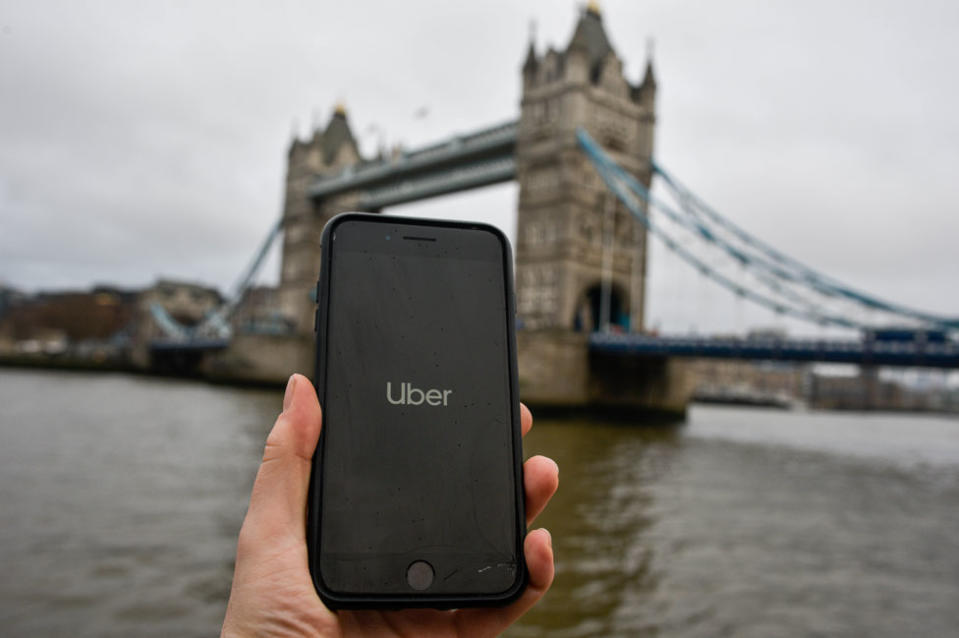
left=1, top=369, right=957, bottom=637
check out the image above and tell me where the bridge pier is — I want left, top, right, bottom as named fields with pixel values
left=517, top=329, right=692, bottom=419
left=517, top=330, right=591, bottom=405
left=588, top=348, right=693, bottom=418
left=197, top=328, right=691, bottom=420
left=203, top=333, right=314, bottom=385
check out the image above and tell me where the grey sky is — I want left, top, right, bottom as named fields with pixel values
left=1, top=0, right=957, bottom=335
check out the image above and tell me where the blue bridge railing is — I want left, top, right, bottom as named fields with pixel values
left=590, top=333, right=959, bottom=369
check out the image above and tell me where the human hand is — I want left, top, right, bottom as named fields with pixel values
left=221, top=373, right=559, bottom=637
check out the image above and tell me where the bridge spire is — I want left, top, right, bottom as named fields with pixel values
left=635, top=37, right=657, bottom=103
left=523, top=25, right=538, bottom=74
left=641, top=56, right=656, bottom=90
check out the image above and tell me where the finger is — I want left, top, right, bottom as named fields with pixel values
left=520, top=403, right=533, bottom=437
left=241, top=373, right=322, bottom=545
left=454, top=528, right=555, bottom=636
left=524, top=455, right=559, bottom=526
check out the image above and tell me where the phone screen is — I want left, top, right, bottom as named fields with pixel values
left=318, top=218, right=520, bottom=597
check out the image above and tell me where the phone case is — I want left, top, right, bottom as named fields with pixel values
left=306, top=212, right=527, bottom=609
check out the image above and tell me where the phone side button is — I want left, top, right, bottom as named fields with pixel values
left=314, top=309, right=319, bottom=333
left=406, top=560, right=434, bottom=591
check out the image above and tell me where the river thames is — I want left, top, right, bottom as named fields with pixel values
left=1, top=368, right=957, bottom=637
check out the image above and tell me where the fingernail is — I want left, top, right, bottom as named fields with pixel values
left=283, top=374, right=297, bottom=412
left=542, top=528, right=552, bottom=548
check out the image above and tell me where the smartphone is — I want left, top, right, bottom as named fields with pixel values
left=307, top=212, right=526, bottom=609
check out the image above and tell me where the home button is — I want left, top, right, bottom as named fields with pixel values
left=406, top=560, right=434, bottom=591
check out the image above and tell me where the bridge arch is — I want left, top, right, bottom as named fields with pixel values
left=572, top=280, right=630, bottom=333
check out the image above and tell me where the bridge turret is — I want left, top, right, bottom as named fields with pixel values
left=277, top=105, right=365, bottom=335
left=515, top=3, right=655, bottom=333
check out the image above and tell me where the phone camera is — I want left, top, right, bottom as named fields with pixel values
left=385, top=235, right=391, bottom=241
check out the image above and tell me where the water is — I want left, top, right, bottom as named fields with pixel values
left=1, top=369, right=957, bottom=637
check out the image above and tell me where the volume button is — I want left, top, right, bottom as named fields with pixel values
left=314, top=308, right=320, bottom=333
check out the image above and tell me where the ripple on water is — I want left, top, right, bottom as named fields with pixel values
left=1, top=371, right=958, bottom=637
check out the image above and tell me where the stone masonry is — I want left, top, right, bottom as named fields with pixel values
left=277, top=104, right=365, bottom=337
left=516, top=5, right=655, bottom=334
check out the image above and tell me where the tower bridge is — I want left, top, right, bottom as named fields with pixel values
left=276, top=4, right=655, bottom=340
left=149, top=4, right=957, bottom=415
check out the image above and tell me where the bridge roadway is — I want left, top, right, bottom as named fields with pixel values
left=590, top=333, right=959, bottom=369
left=308, top=120, right=518, bottom=209
left=150, top=332, right=959, bottom=369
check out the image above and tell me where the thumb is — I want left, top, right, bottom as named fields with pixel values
left=242, top=373, right=322, bottom=545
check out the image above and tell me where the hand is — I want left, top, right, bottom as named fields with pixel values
left=221, top=373, right=559, bottom=637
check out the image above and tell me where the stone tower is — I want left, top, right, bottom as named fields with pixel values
left=515, top=3, right=656, bottom=333
left=277, top=105, right=364, bottom=336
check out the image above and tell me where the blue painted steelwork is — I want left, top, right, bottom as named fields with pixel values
left=201, top=218, right=284, bottom=334
left=149, top=303, right=191, bottom=340
left=149, top=218, right=284, bottom=344
left=576, top=128, right=862, bottom=329
left=576, top=128, right=959, bottom=333
left=147, top=121, right=959, bottom=370
left=653, top=163, right=959, bottom=329
left=359, top=156, right=516, bottom=209
left=309, top=120, right=517, bottom=205
left=590, top=333, right=959, bottom=369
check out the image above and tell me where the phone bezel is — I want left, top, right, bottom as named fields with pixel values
left=307, top=212, right=527, bottom=609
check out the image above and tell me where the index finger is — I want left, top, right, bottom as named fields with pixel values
left=521, top=403, right=533, bottom=437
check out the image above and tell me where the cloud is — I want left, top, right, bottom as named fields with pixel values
left=1, top=0, right=957, bottom=334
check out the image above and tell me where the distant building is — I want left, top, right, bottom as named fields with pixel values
left=0, top=287, right=137, bottom=343
left=692, top=358, right=806, bottom=407
left=806, top=367, right=938, bottom=411
left=0, top=285, right=140, bottom=360
left=0, top=284, right=27, bottom=321
left=0, top=279, right=225, bottom=367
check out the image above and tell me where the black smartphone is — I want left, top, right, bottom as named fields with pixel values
left=307, top=212, right=526, bottom=609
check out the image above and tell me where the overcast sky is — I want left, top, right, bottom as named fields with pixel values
left=1, top=0, right=957, bottom=335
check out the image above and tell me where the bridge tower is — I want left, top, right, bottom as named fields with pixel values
left=515, top=3, right=656, bottom=333
left=277, top=104, right=365, bottom=336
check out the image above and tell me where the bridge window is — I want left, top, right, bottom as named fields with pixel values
left=604, top=135, right=625, bottom=152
